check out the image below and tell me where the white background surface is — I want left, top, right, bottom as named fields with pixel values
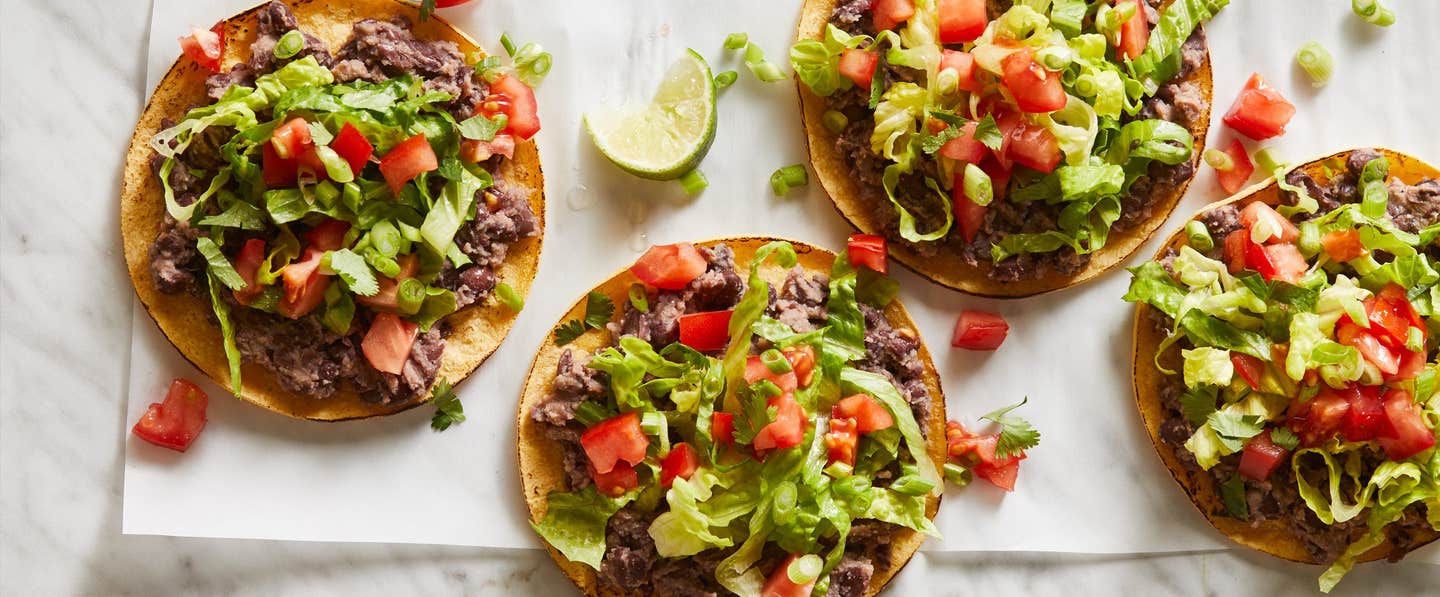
left=3, top=0, right=1438, bottom=594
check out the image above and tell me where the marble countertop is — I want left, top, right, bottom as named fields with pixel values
left=1, top=0, right=1436, bottom=595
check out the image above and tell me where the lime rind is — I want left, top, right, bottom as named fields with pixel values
left=584, top=48, right=717, bottom=180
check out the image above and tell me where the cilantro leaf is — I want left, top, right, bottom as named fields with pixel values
left=199, top=200, right=266, bottom=230
left=1219, top=475, right=1249, bottom=521
left=418, top=0, right=436, bottom=22
left=1207, top=411, right=1265, bottom=452
left=554, top=319, right=587, bottom=345
left=731, top=382, right=780, bottom=446
left=583, top=292, right=615, bottom=330
left=972, top=115, right=1002, bottom=151
left=325, top=249, right=380, bottom=297
left=458, top=113, right=507, bottom=141
left=1178, top=386, right=1218, bottom=427
left=429, top=377, right=465, bottom=431
left=981, top=397, right=1041, bottom=459
left=1269, top=427, right=1300, bottom=450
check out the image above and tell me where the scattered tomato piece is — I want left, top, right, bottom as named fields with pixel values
left=631, top=243, right=708, bottom=290
left=760, top=554, right=818, bottom=597
left=1214, top=139, right=1255, bottom=195
left=939, top=50, right=982, bottom=92
left=825, top=417, right=859, bottom=467
left=1377, top=389, right=1436, bottom=461
left=232, top=239, right=267, bottom=305
left=489, top=74, right=541, bottom=140
left=580, top=412, right=650, bottom=474
left=1320, top=229, right=1367, bottom=263
left=1237, top=430, right=1290, bottom=481
left=846, top=233, right=888, bottom=274
left=178, top=23, right=225, bottom=73
left=330, top=122, right=374, bottom=175
left=833, top=394, right=895, bottom=433
left=132, top=378, right=209, bottom=452
left=1116, top=0, right=1150, bottom=60
left=952, top=310, right=1009, bottom=350
left=1239, top=202, right=1299, bottom=244
left=1222, top=73, right=1296, bottom=140
left=1230, top=353, right=1264, bottom=391
left=361, top=312, right=419, bottom=375
left=1001, top=48, right=1066, bottom=114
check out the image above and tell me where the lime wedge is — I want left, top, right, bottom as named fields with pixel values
left=584, top=49, right=717, bottom=180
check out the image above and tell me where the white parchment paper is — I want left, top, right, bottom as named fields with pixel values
left=127, top=0, right=1439, bottom=564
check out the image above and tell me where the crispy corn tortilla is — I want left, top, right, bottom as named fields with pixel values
left=517, top=237, right=948, bottom=596
left=1131, top=148, right=1440, bottom=564
left=120, top=0, right=546, bottom=421
left=796, top=0, right=1213, bottom=297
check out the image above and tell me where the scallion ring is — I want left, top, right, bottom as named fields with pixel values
left=500, top=32, right=517, bottom=56
left=679, top=169, right=708, bottom=195
left=962, top=163, right=993, bottom=207
left=1295, top=42, right=1333, bottom=87
left=786, top=555, right=823, bottom=586
left=1253, top=148, right=1285, bottom=174
left=770, top=164, right=808, bottom=196
left=1185, top=221, right=1214, bottom=252
left=314, top=146, right=354, bottom=183
left=943, top=462, right=972, bottom=486
left=628, top=283, right=649, bottom=313
left=1352, top=0, right=1396, bottom=26
left=1203, top=148, right=1235, bottom=172
left=723, top=32, right=748, bottom=50
left=274, top=30, right=304, bottom=60
left=760, top=348, right=792, bottom=374
left=495, top=282, right=524, bottom=311
left=822, top=110, right=849, bottom=135
left=772, top=481, right=798, bottom=524
left=396, top=278, right=427, bottom=315
left=714, top=70, right=738, bottom=90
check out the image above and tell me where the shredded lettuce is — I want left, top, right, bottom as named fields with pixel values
left=1130, top=0, right=1230, bottom=90
left=839, top=368, right=941, bottom=496
left=1182, top=347, right=1234, bottom=388
left=530, top=486, right=635, bottom=570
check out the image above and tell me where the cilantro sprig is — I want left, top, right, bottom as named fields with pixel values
left=980, top=397, right=1042, bottom=459
left=731, top=381, right=781, bottom=446
left=554, top=292, right=615, bottom=345
left=429, top=377, right=465, bottom=431
left=920, top=112, right=1001, bottom=155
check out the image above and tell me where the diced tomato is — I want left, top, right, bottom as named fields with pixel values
left=1321, top=229, right=1367, bottom=263
left=825, top=417, right=859, bottom=466
left=294, top=146, right=331, bottom=182
left=660, top=442, right=701, bottom=488
left=1222, top=73, right=1296, bottom=141
left=712, top=412, right=736, bottom=446
left=1338, top=385, right=1387, bottom=442
left=489, top=74, right=541, bottom=140
left=940, top=49, right=982, bottom=92
left=872, top=0, right=916, bottom=31
left=1001, top=48, right=1066, bottom=114
left=305, top=219, right=351, bottom=251
left=782, top=345, right=817, bottom=388
left=937, top=0, right=988, bottom=44
left=679, top=310, right=734, bottom=352
left=589, top=461, right=639, bottom=497
left=631, top=243, right=708, bottom=290
left=433, top=0, right=477, bottom=7
left=262, top=143, right=298, bottom=188
left=954, top=182, right=988, bottom=244
left=1223, top=229, right=1249, bottom=274
left=1239, top=202, right=1300, bottom=244
left=178, top=23, right=225, bottom=73
left=753, top=395, right=806, bottom=451
left=1365, top=296, right=1412, bottom=349
left=1289, top=387, right=1351, bottom=447
left=361, top=312, right=419, bottom=375
left=459, top=134, right=516, bottom=163
left=974, top=456, right=1024, bottom=491
left=355, top=254, right=421, bottom=311
left=378, top=134, right=438, bottom=196
left=580, top=412, right=650, bottom=474
left=1230, top=353, right=1264, bottom=391
left=1337, top=319, right=1400, bottom=376
left=945, top=420, right=1027, bottom=490
left=761, top=555, right=818, bottom=597
left=1378, top=283, right=1427, bottom=330
left=232, top=239, right=266, bottom=305
left=1237, top=430, right=1291, bottom=481
left=330, top=123, right=374, bottom=175
left=1004, top=120, right=1062, bottom=173
left=1392, top=350, right=1427, bottom=382
left=132, top=378, right=209, bottom=452
left=979, top=155, right=1012, bottom=199
left=837, top=49, right=879, bottom=88
left=1215, top=139, right=1256, bottom=195
left=277, top=269, right=329, bottom=319
left=833, top=394, right=895, bottom=433
left=280, top=247, right=324, bottom=304
left=1116, top=0, right=1150, bottom=60
left=1377, top=389, right=1437, bottom=461
left=745, top=355, right=799, bottom=393
left=952, top=310, right=1008, bottom=350
left=846, top=233, right=888, bottom=274
left=940, top=120, right=990, bottom=165
left=270, top=117, right=313, bottom=160
left=1248, top=242, right=1306, bottom=283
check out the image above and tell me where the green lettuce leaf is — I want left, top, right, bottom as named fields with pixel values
left=531, top=486, right=634, bottom=570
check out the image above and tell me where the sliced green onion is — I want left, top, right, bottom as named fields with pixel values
left=723, top=33, right=749, bottom=50
left=772, top=481, right=798, bottom=524
left=1297, top=220, right=1322, bottom=257
left=934, top=68, right=960, bottom=96
left=832, top=474, right=870, bottom=499
left=679, top=169, right=708, bottom=195
left=744, top=43, right=787, bottom=82
left=714, top=70, right=738, bottom=89
left=396, top=221, right=422, bottom=243
left=628, top=283, right=649, bottom=313
left=500, top=33, right=517, bottom=56
left=1203, top=148, right=1235, bottom=172
left=342, top=181, right=363, bottom=211
left=1407, top=327, right=1425, bottom=353
left=573, top=401, right=612, bottom=427
left=888, top=474, right=935, bottom=497
left=943, top=462, right=972, bottom=486
left=823, top=460, right=853, bottom=478
left=1185, top=220, right=1214, bottom=252
left=1352, top=0, right=1396, bottom=26
left=512, top=42, right=553, bottom=87
left=822, top=110, right=849, bottom=135
left=314, top=146, right=354, bottom=183
left=396, top=278, right=426, bottom=315
left=495, top=282, right=524, bottom=311
left=313, top=180, right=341, bottom=207
left=274, top=30, right=304, bottom=60
left=760, top=349, right=792, bottom=374
left=786, top=554, right=823, bottom=585
left=1035, top=45, right=1073, bottom=71
left=640, top=411, right=668, bottom=440
left=367, top=221, right=403, bottom=257
left=1295, top=42, right=1334, bottom=88
left=1361, top=180, right=1389, bottom=219
left=962, top=163, right=993, bottom=207
left=770, top=164, right=809, bottom=196
left=1254, top=148, right=1285, bottom=174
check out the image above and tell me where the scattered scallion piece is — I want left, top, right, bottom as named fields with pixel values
left=511, top=41, right=553, bottom=86
left=962, top=163, right=993, bottom=206
left=628, top=283, right=649, bottom=313
left=760, top=349, right=792, bottom=374
left=1203, top=148, right=1235, bottom=171
left=274, top=30, right=304, bottom=60
left=723, top=33, right=748, bottom=50
left=714, top=70, right=738, bottom=90
left=943, top=462, right=972, bottom=486
left=822, top=110, right=849, bottom=135
left=787, top=555, right=823, bottom=585
left=1185, top=220, right=1214, bottom=252
left=1254, top=148, right=1285, bottom=174
left=679, top=169, right=709, bottom=195
left=1295, top=42, right=1333, bottom=88
left=743, top=43, right=787, bottom=83
left=770, top=164, right=808, bottom=196
left=1352, top=0, right=1396, bottom=27
left=495, top=282, right=524, bottom=310
left=500, top=32, right=517, bottom=56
